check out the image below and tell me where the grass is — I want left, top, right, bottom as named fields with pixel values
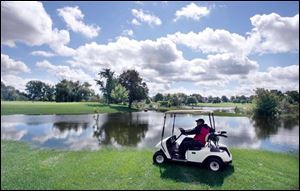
left=1, top=101, right=138, bottom=115
left=1, top=141, right=298, bottom=190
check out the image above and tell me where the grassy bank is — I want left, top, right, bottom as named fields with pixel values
left=1, top=141, right=298, bottom=190
left=1, top=101, right=138, bottom=115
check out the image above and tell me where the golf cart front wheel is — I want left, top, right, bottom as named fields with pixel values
left=207, top=158, right=223, bottom=171
left=153, top=151, right=166, bottom=164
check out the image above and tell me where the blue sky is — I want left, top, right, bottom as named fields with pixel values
left=1, top=1, right=299, bottom=97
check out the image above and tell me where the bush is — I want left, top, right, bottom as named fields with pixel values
left=253, top=88, right=279, bottom=117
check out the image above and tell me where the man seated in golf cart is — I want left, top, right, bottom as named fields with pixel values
left=178, top=118, right=214, bottom=159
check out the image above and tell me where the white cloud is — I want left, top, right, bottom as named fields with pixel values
left=36, top=60, right=93, bottom=82
left=237, top=65, right=300, bottom=95
left=131, top=9, right=162, bottom=26
left=1, top=53, right=30, bottom=74
left=167, top=28, right=248, bottom=55
left=68, top=37, right=261, bottom=96
left=1, top=1, right=75, bottom=56
left=250, top=13, right=299, bottom=54
left=57, top=6, right=100, bottom=38
left=131, top=18, right=141, bottom=26
left=1, top=74, right=54, bottom=92
left=31, top=50, right=56, bottom=57
left=121, top=29, right=134, bottom=37
left=174, top=2, right=210, bottom=22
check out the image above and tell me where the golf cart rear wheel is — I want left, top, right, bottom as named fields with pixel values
left=153, top=151, right=166, bottom=164
left=207, top=158, right=223, bottom=171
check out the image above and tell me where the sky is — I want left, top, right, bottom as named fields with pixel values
left=1, top=1, right=299, bottom=97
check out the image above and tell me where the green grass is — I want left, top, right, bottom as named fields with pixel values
left=1, top=141, right=298, bottom=190
left=1, top=101, right=138, bottom=115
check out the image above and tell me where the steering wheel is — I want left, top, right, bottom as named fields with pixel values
left=174, top=127, right=185, bottom=141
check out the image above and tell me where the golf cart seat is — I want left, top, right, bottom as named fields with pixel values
left=188, top=144, right=204, bottom=150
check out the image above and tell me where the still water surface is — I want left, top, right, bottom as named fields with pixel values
left=1, top=111, right=298, bottom=153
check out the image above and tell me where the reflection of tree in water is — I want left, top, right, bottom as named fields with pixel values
left=281, top=116, right=299, bottom=130
left=251, top=114, right=299, bottom=139
left=93, top=113, right=149, bottom=146
left=251, top=115, right=281, bottom=139
left=53, top=122, right=89, bottom=132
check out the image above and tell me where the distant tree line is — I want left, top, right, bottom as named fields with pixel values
left=1, top=80, right=98, bottom=102
left=152, top=93, right=255, bottom=107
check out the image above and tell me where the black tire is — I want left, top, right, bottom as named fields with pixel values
left=153, top=151, right=166, bottom=164
left=207, top=158, right=223, bottom=171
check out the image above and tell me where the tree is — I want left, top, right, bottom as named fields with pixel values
left=186, top=96, right=198, bottom=105
left=230, top=96, right=236, bottom=103
left=285, top=91, right=299, bottom=104
left=95, top=68, right=117, bottom=104
left=55, top=80, right=71, bottom=102
left=25, top=80, right=54, bottom=101
left=170, top=94, right=180, bottom=106
left=253, top=88, right=279, bottom=116
left=176, top=93, right=188, bottom=104
left=208, top=96, right=214, bottom=103
left=221, top=95, right=229, bottom=102
left=191, top=94, right=203, bottom=103
left=1, top=81, right=28, bottom=101
left=55, top=80, right=93, bottom=102
left=119, top=70, right=148, bottom=109
left=111, top=83, right=128, bottom=104
left=153, top=93, right=164, bottom=102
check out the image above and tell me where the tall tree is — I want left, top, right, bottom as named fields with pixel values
left=119, top=70, right=148, bottom=109
left=111, top=83, right=128, bottom=104
left=25, top=80, right=54, bottom=101
left=95, top=68, right=117, bottom=104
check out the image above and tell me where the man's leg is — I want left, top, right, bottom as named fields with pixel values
left=178, top=137, right=193, bottom=159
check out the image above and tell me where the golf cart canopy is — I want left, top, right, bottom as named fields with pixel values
left=165, top=110, right=214, bottom=115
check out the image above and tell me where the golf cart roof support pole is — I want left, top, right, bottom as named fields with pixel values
left=209, top=113, right=212, bottom=129
left=212, top=112, right=216, bottom=129
left=171, top=113, right=176, bottom=136
left=161, top=113, right=167, bottom=152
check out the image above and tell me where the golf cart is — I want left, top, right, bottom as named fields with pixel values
left=153, top=110, right=232, bottom=171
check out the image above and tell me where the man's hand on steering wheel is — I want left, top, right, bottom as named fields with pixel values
left=178, top=128, right=186, bottom=134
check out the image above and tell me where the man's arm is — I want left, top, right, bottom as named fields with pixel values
left=179, top=126, right=199, bottom=135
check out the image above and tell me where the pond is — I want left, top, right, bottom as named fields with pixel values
left=1, top=111, right=299, bottom=153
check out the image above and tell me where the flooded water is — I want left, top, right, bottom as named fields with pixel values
left=1, top=111, right=299, bottom=153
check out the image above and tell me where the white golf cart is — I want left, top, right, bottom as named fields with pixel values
left=153, top=110, right=232, bottom=171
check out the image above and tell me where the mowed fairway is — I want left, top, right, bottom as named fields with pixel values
left=1, top=141, right=298, bottom=190
left=1, top=101, right=137, bottom=115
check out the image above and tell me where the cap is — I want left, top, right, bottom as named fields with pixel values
left=195, top=118, right=204, bottom=123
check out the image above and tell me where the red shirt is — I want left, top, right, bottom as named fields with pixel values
left=193, top=126, right=210, bottom=145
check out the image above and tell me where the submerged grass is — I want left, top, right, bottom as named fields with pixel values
left=1, top=141, right=298, bottom=190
